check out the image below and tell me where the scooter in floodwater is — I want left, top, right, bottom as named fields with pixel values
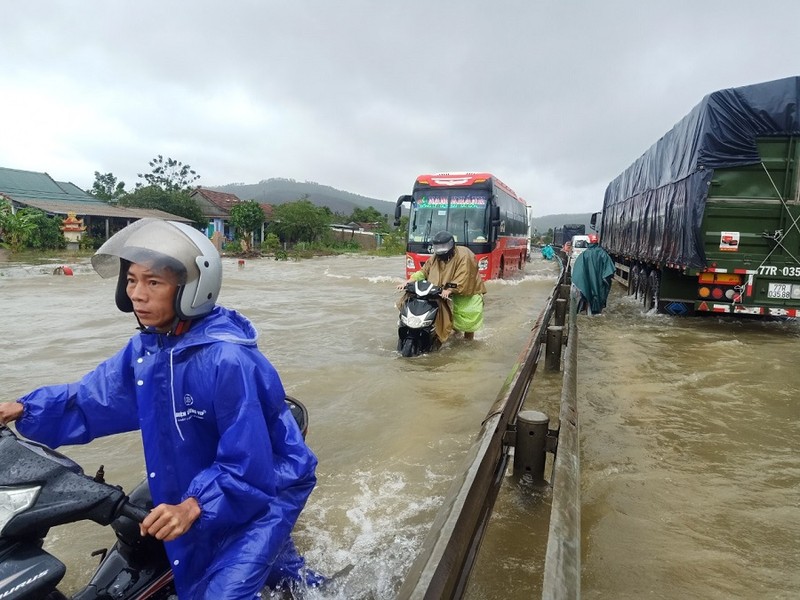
left=397, top=280, right=454, bottom=357
left=0, top=398, right=310, bottom=600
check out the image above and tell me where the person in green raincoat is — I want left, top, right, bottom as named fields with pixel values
left=397, top=231, right=486, bottom=341
left=571, top=233, right=615, bottom=315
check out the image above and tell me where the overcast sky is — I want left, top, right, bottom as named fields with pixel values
left=2, top=1, right=798, bottom=216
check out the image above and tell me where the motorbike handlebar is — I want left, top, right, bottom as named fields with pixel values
left=118, top=501, right=150, bottom=523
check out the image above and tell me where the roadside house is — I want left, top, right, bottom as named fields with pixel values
left=190, top=188, right=273, bottom=244
left=0, top=166, right=191, bottom=243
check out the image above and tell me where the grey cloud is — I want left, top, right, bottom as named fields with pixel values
left=1, top=1, right=798, bottom=215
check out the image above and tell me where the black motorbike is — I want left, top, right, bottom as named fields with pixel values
left=397, top=280, right=452, bottom=357
left=0, top=398, right=309, bottom=600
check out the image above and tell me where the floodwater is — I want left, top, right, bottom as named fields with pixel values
left=1, top=254, right=797, bottom=599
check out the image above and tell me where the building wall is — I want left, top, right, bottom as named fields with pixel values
left=329, top=227, right=379, bottom=250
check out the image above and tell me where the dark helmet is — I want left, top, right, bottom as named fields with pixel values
left=431, top=231, right=455, bottom=260
left=91, top=218, right=222, bottom=320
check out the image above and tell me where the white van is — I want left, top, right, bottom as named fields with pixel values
left=570, top=235, right=591, bottom=261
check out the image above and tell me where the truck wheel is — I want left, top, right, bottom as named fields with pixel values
left=637, top=267, right=649, bottom=301
left=643, top=271, right=660, bottom=312
left=629, top=265, right=640, bottom=297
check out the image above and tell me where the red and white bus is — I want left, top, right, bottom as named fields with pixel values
left=394, top=172, right=530, bottom=280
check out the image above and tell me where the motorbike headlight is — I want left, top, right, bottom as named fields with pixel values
left=401, top=313, right=426, bottom=328
left=0, top=485, right=40, bottom=533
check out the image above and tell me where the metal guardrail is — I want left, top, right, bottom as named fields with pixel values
left=396, top=264, right=580, bottom=599
left=541, top=287, right=581, bottom=599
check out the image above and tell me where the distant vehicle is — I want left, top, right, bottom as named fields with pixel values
left=598, top=75, right=800, bottom=317
left=394, top=172, right=529, bottom=280
left=569, top=234, right=591, bottom=261
left=553, top=224, right=585, bottom=248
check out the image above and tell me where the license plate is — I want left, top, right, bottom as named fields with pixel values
left=767, top=282, right=792, bottom=299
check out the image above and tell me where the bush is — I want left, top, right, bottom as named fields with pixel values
left=79, top=235, right=103, bottom=250
left=261, top=233, right=281, bottom=254
left=223, top=239, right=242, bottom=254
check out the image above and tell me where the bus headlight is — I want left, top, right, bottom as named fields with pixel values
left=478, top=257, right=489, bottom=270
left=406, top=257, right=415, bottom=270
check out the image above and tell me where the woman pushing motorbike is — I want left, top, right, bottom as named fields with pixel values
left=396, top=230, right=487, bottom=342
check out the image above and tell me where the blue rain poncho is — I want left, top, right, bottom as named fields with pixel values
left=16, top=306, right=318, bottom=599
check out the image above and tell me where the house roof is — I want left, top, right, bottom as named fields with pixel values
left=191, top=188, right=273, bottom=221
left=191, top=188, right=242, bottom=215
left=0, top=166, right=192, bottom=222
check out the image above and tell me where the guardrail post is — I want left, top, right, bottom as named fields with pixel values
left=513, top=410, right=550, bottom=484
left=554, top=298, right=567, bottom=327
left=545, top=326, right=564, bottom=371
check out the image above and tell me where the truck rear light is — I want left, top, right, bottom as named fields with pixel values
left=711, top=287, right=724, bottom=299
left=698, top=286, right=711, bottom=298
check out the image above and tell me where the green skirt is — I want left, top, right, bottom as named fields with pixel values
left=452, top=294, right=484, bottom=333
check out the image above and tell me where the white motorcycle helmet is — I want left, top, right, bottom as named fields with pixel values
left=92, top=218, right=222, bottom=320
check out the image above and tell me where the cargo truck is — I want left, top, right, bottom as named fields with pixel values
left=553, top=224, right=585, bottom=248
left=597, top=75, right=800, bottom=316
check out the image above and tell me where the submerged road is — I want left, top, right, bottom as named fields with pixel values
left=1, top=253, right=797, bottom=598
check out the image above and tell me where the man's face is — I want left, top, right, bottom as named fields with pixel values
left=126, top=263, right=179, bottom=330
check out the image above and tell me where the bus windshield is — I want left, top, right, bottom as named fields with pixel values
left=408, top=189, right=489, bottom=244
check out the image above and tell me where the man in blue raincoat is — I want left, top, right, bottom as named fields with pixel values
left=571, top=233, right=615, bottom=315
left=0, top=219, right=319, bottom=598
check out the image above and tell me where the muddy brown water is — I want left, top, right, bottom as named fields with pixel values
left=1, top=254, right=797, bottom=599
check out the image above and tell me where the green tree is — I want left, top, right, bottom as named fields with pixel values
left=120, top=185, right=208, bottom=228
left=261, top=232, right=281, bottom=254
left=137, top=155, right=200, bottom=192
left=268, top=199, right=331, bottom=244
left=349, top=206, right=389, bottom=232
left=89, top=171, right=127, bottom=202
left=229, top=201, right=265, bottom=252
left=25, top=210, right=66, bottom=250
left=0, top=202, right=43, bottom=252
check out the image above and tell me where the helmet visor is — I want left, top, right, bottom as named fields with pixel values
left=432, top=241, right=454, bottom=255
left=92, top=218, right=200, bottom=284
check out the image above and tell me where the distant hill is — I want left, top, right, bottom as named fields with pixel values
left=211, top=178, right=592, bottom=232
left=210, top=178, right=397, bottom=218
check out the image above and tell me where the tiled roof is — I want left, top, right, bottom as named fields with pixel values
left=192, top=188, right=242, bottom=212
left=4, top=196, right=192, bottom=221
left=0, top=166, right=97, bottom=203
left=0, top=166, right=191, bottom=222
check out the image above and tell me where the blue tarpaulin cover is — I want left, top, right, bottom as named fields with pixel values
left=601, top=76, right=800, bottom=269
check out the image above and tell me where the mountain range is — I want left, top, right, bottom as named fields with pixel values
left=210, top=179, right=593, bottom=231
